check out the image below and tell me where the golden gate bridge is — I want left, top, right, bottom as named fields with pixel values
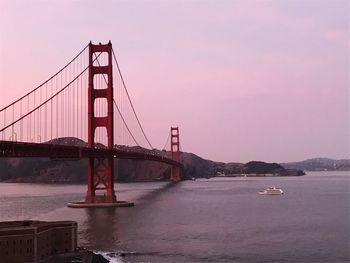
left=0, top=41, right=182, bottom=205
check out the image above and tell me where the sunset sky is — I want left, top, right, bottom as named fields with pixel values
left=0, top=0, right=348, bottom=163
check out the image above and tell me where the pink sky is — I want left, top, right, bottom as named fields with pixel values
left=0, top=0, right=348, bottom=163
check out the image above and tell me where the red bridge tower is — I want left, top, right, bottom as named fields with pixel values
left=85, top=42, right=116, bottom=203
left=170, top=127, right=181, bottom=181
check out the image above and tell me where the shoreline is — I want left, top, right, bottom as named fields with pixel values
left=48, top=248, right=111, bottom=263
left=2, top=170, right=350, bottom=184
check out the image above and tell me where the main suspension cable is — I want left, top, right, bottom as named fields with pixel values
left=162, top=129, right=171, bottom=150
left=111, top=48, right=153, bottom=149
left=0, top=52, right=103, bottom=134
left=113, top=99, right=140, bottom=146
left=92, top=53, right=140, bottom=146
left=0, top=44, right=89, bottom=113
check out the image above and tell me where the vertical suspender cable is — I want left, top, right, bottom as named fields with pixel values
left=56, top=75, right=58, bottom=139
left=73, top=60, right=75, bottom=138
left=76, top=56, right=79, bottom=139
left=27, top=96, right=29, bottom=141
left=80, top=55, right=83, bottom=140
left=73, top=61, right=75, bottom=137
left=51, top=79, right=53, bottom=140
left=20, top=99, right=22, bottom=141
left=45, top=82, right=47, bottom=141
left=33, top=90, right=36, bottom=141
left=11, top=105, right=14, bottom=141
left=39, top=86, right=42, bottom=142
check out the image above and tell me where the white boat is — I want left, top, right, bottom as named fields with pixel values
left=259, top=187, right=284, bottom=195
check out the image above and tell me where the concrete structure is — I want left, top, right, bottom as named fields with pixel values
left=0, top=220, right=77, bottom=263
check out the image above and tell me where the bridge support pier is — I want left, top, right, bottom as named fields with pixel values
left=170, top=127, right=181, bottom=181
left=171, top=165, right=181, bottom=182
left=85, top=157, right=116, bottom=203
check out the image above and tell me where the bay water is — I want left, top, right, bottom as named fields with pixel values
left=0, top=171, right=349, bottom=262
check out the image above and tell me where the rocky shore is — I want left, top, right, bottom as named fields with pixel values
left=52, top=248, right=110, bottom=263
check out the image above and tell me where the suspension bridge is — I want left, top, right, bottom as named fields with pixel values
left=0, top=41, right=182, bottom=205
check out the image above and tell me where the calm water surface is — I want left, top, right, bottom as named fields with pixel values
left=0, top=171, right=349, bottom=263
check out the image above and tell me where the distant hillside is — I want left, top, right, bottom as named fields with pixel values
left=0, top=137, right=305, bottom=183
left=0, top=151, right=222, bottom=183
left=282, top=158, right=350, bottom=171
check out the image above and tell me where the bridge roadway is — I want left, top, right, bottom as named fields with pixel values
left=0, top=141, right=180, bottom=166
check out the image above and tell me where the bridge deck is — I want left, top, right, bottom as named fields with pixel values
left=0, top=141, right=180, bottom=166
